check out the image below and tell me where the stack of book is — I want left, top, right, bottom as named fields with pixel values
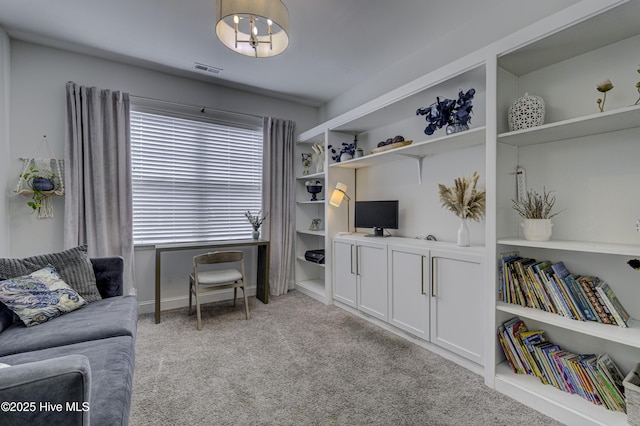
left=499, top=252, right=632, bottom=327
left=498, top=317, right=627, bottom=412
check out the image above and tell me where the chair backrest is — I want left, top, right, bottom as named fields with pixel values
left=193, top=250, right=243, bottom=267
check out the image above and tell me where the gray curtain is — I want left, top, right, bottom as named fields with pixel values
left=262, top=117, right=295, bottom=296
left=64, top=82, right=135, bottom=295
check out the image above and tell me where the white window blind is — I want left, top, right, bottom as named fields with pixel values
left=130, top=109, right=263, bottom=245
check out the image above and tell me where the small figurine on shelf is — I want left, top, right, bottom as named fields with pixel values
left=311, top=143, right=325, bottom=174
left=309, top=218, right=322, bottom=231
left=301, top=153, right=312, bottom=175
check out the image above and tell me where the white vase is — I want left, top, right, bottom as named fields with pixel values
left=340, top=152, right=353, bottom=162
left=508, top=92, right=545, bottom=131
left=521, top=219, right=553, bottom=241
left=457, top=219, right=470, bottom=247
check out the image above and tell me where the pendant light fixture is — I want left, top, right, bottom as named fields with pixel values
left=216, top=0, right=290, bottom=58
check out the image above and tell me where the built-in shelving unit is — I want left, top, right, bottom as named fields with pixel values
left=491, top=2, right=640, bottom=424
left=294, top=130, right=329, bottom=303
left=294, top=1, right=640, bottom=424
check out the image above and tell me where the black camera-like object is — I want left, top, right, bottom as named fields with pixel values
left=304, top=249, right=325, bottom=264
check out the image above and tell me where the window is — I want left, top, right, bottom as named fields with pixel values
left=130, top=108, right=263, bottom=245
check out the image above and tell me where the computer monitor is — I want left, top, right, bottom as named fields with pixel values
left=354, top=200, right=399, bottom=237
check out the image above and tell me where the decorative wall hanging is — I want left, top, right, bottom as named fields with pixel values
left=14, top=136, right=65, bottom=219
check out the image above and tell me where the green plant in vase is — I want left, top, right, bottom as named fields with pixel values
left=20, top=165, right=59, bottom=214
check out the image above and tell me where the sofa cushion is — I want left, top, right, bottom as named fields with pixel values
left=0, top=304, right=14, bottom=333
left=0, top=265, right=87, bottom=327
left=0, top=295, right=137, bottom=357
left=0, top=335, right=135, bottom=426
left=0, top=245, right=102, bottom=303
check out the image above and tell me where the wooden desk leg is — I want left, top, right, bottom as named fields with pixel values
left=256, top=243, right=270, bottom=304
left=155, top=249, right=161, bottom=323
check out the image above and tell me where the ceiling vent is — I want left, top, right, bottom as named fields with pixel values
left=193, top=62, right=223, bottom=74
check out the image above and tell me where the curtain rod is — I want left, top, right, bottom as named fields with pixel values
left=129, top=95, right=264, bottom=120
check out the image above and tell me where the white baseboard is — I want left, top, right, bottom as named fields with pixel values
left=137, top=287, right=257, bottom=315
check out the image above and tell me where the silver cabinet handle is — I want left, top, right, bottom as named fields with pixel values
left=421, top=255, right=426, bottom=295
left=431, top=256, right=436, bottom=297
left=350, top=244, right=355, bottom=275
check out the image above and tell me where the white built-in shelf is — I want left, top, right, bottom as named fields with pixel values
left=297, top=200, right=325, bottom=205
left=497, top=105, right=640, bottom=147
left=296, top=229, right=325, bottom=237
left=296, top=172, right=325, bottom=180
left=497, top=302, right=640, bottom=349
left=498, top=238, right=640, bottom=257
left=296, top=255, right=326, bottom=267
left=330, top=126, right=485, bottom=170
left=494, top=362, right=627, bottom=426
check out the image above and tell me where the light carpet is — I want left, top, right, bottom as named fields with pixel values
left=131, top=290, right=563, bottom=426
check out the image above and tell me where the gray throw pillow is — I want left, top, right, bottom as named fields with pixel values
left=0, top=245, right=102, bottom=303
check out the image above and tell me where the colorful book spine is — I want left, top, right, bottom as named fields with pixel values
left=497, top=317, right=627, bottom=412
left=595, top=281, right=631, bottom=327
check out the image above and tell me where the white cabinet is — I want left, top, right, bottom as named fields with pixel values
left=336, top=236, right=484, bottom=366
left=430, top=249, right=483, bottom=365
left=332, top=238, right=356, bottom=307
left=388, top=244, right=430, bottom=340
left=356, top=240, right=388, bottom=321
left=333, top=237, right=388, bottom=321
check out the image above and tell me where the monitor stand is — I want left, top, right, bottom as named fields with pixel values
left=365, top=227, right=389, bottom=237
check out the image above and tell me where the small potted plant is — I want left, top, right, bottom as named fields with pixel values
left=512, top=188, right=562, bottom=241
left=20, top=165, right=59, bottom=214
left=245, top=210, right=268, bottom=240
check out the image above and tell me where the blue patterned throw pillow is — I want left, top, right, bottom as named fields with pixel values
left=0, top=265, right=87, bottom=326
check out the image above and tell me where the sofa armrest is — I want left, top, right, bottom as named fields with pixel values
left=0, top=355, right=91, bottom=426
left=90, top=256, right=124, bottom=298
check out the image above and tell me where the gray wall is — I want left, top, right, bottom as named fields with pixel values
left=0, top=28, right=9, bottom=256
left=6, top=40, right=318, bottom=313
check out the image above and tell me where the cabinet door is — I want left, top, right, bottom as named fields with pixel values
left=332, top=239, right=357, bottom=307
left=357, top=240, right=388, bottom=321
left=388, top=245, right=429, bottom=340
left=430, top=250, right=483, bottom=365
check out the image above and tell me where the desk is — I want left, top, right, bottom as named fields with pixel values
left=154, top=239, right=270, bottom=323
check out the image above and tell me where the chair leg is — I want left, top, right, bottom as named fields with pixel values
left=242, top=284, right=250, bottom=320
left=188, top=279, right=193, bottom=315
left=233, top=287, right=237, bottom=307
left=195, top=285, right=202, bottom=331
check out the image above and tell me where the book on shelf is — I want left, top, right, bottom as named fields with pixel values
left=595, top=281, right=632, bottom=327
left=497, top=317, right=627, bottom=413
left=498, top=252, right=633, bottom=327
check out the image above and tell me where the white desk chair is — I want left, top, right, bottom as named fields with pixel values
left=188, top=250, right=250, bottom=330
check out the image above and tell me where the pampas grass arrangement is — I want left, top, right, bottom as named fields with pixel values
left=438, top=172, right=486, bottom=221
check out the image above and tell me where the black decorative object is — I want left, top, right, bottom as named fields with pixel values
left=416, top=88, right=475, bottom=135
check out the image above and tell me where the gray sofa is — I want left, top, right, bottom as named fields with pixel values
left=0, top=256, right=138, bottom=426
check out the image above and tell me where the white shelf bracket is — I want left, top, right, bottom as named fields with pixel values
left=398, top=154, right=426, bottom=185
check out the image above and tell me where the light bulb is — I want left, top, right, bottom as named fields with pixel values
left=267, top=19, right=273, bottom=26
left=253, top=25, right=258, bottom=36
left=233, top=15, right=239, bottom=24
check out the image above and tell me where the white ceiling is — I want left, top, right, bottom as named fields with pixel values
left=0, top=0, right=582, bottom=107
